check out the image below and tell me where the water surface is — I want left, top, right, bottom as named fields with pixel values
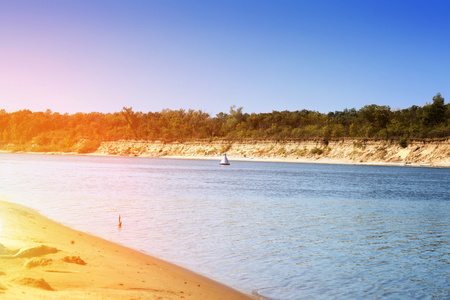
left=1, top=153, right=449, bottom=299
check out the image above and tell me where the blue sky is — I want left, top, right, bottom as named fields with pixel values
left=1, top=0, right=449, bottom=115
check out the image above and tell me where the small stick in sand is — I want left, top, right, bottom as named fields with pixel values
left=118, top=215, right=122, bottom=229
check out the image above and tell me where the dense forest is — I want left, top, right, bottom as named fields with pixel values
left=0, top=93, right=449, bottom=153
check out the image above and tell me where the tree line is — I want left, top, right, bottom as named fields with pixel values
left=0, top=93, right=448, bottom=153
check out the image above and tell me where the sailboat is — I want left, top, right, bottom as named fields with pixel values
left=220, top=153, right=230, bottom=165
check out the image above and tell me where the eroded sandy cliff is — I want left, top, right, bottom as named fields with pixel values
left=96, top=139, right=450, bottom=167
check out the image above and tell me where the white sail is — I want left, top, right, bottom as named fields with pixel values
left=220, top=154, right=230, bottom=165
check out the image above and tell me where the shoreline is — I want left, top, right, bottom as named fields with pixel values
left=4, top=137, right=449, bottom=168
left=96, top=139, right=450, bottom=168
left=2, top=150, right=447, bottom=169
left=0, top=200, right=254, bottom=299
left=160, top=155, right=443, bottom=168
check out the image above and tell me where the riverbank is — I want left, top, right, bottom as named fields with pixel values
left=95, top=138, right=450, bottom=167
left=0, top=200, right=253, bottom=299
left=1, top=138, right=449, bottom=167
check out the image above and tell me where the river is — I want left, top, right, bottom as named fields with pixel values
left=1, top=153, right=449, bottom=299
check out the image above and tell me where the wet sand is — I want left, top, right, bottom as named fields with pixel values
left=0, top=200, right=254, bottom=299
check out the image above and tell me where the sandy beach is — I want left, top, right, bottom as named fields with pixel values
left=0, top=200, right=254, bottom=299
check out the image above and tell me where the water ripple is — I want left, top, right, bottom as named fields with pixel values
left=1, top=154, right=449, bottom=299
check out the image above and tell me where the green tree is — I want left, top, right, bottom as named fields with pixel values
left=121, top=107, right=141, bottom=139
left=423, top=93, right=446, bottom=126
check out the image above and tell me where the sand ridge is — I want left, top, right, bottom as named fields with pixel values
left=0, top=200, right=254, bottom=299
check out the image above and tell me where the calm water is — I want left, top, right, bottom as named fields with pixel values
left=1, top=153, right=449, bottom=299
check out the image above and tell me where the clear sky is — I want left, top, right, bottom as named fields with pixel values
left=1, top=0, right=449, bottom=115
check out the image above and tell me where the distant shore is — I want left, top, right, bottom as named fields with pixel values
left=0, top=200, right=254, bottom=299
left=94, top=138, right=450, bottom=168
left=1, top=137, right=449, bottom=168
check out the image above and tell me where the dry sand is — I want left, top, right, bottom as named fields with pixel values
left=0, top=200, right=254, bottom=299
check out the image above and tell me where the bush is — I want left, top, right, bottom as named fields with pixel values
left=398, top=138, right=408, bottom=148
left=78, top=139, right=102, bottom=153
left=310, top=147, right=324, bottom=155
left=428, top=125, right=450, bottom=138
